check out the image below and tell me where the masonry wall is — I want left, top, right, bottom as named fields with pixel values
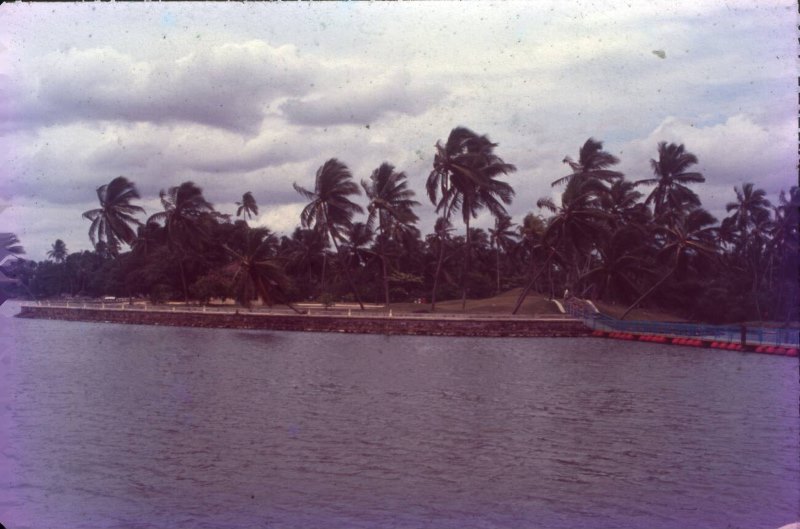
left=16, top=306, right=590, bottom=338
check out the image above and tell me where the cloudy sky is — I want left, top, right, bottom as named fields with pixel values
left=0, top=1, right=796, bottom=260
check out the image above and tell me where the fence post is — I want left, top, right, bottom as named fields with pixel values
left=740, top=324, right=746, bottom=347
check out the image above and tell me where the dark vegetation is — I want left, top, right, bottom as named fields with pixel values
left=2, top=129, right=797, bottom=324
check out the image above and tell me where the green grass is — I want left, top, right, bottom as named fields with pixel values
left=378, top=288, right=563, bottom=316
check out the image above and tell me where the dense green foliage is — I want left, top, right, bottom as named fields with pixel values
left=2, top=130, right=798, bottom=323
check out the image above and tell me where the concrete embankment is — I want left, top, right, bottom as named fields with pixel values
left=15, top=306, right=590, bottom=338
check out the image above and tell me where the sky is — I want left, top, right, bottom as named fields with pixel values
left=0, top=1, right=796, bottom=260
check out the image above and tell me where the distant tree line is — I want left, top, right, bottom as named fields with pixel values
left=2, top=127, right=797, bottom=323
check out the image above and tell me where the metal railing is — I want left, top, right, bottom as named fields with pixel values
left=565, top=298, right=799, bottom=347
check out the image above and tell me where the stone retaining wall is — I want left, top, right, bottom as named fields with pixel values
left=16, top=306, right=590, bottom=338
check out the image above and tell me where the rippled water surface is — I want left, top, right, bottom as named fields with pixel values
left=1, top=302, right=798, bottom=529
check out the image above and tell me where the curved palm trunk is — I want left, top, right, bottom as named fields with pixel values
left=379, top=219, right=390, bottom=308
left=381, top=254, right=390, bottom=307
left=329, top=235, right=365, bottom=311
left=461, top=217, right=471, bottom=312
left=430, top=238, right=445, bottom=312
left=320, top=252, right=327, bottom=295
left=495, top=242, right=501, bottom=295
left=620, top=268, right=674, bottom=320
left=178, top=258, right=189, bottom=303
left=512, top=253, right=553, bottom=315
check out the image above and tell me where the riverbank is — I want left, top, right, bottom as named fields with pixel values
left=15, top=305, right=589, bottom=338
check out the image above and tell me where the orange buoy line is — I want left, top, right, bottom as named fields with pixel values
left=589, top=329, right=798, bottom=356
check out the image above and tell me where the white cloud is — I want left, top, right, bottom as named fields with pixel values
left=3, top=41, right=319, bottom=134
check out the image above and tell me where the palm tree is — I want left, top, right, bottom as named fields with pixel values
left=554, top=138, right=623, bottom=201
left=362, top=162, right=420, bottom=306
left=599, top=179, right=649, bottom=229
left=621, top=208, right=718, bottom=319
left=427, top=127, right=516, bottom=310
left=429, top=217, right=456, bottom=311
left=293, top=158, right=365, bottom=309
left=148, top=181, right=217, bottom=302
left=223, top=226, right=301, bottom=312
left=0, top=233, right=25, bottom=266
left=578, top=227, right=655, bottom=304
left=82, top=176, right=145, bottom=256
left=236, top=192, right=259, bottom=221
left=488, top=214, right=517, bottom=294
left=767, top=187, right=799, bottom=320
left=635, top=142, right=705, bottom=222
left=47, top=239, right=68, bottom=263
left=725, top=182, right=771, bottom=243
left=511, top=234, right=566, bottom=315
left=535, top=181, right=612, bottom=289
left=281, top=227, right=328, bottom=299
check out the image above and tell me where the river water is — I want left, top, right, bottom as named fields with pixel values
left=0, top=302, right=797, bottom=529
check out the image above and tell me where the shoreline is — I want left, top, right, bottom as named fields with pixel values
left=14, top=305, right=590, bottom=338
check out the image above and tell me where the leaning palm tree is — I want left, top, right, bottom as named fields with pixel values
left=620, top=208, right=718, bottom=319
left=223, top=226, right=302, bottom=313
left=148, top=181, right=217, bottom=302
left=47, top=239, right=68, bottom=263
left=427, top=127, right=516, bottom=310
left=236, top=192, right=259, bottom=221
left=554, top=138, right=623, bottom=202
left=599, top=178, right=649, bottom=229
left=293, top=158, right=365, bottom=309
left=82, top=176, right=145, bottom=256
left=539, top=181, right=612, bottom=286
left=635, top=142, right=705, bottom=223
left=488, top=214, right=518, bottom=294
left=429, top=216, right=456, bottom=311
left=0, top=233, right=25, bottom=265
left=578, top=227, right=655, bottom=304
left=362, top=162, right=420, bottom=306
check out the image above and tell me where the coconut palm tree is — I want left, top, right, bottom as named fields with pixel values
left=47, top=239, right=68, bottom=263
left=536, top=180, right=612, bottom=289
left=579, top=227, right=655, bottom=304
left=621, top=208, right=718, bottom=319
left=635, top=142, right=705, bottom=222
left=599, top=178, right=649, bottom=229
left=553, top=138, right=623, bottom=201
left=511, top=234, right=566, bottom=315
left=363, top=162, right=420, bottom=306
left=148, top=181, right=217, bottom=301
left=429, top=217, right=456, bottom=311
left=725, top=182, right=771, bottom=246
left=82, top=176, right=145, bottom=256
left=236, top=192, right=259, bottom=221
left=0, top=233, right=25, bottom=265
left=223, top=226, right=301, bottom=312
left=427, top=127, right=516, bottom=310
left=281, top=227, right=328, bottom=299
left=293, top=158, right=365, bottom=309
left=488, top=214, right=517, bottom=294
left=767, top=187, right=800, bottom=320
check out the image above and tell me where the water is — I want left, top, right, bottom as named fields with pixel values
left=1, top=301, right=798, bottom=529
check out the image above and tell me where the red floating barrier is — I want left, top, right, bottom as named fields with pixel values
left=775, top=347, right=786, bottom=355
left=786, top=348, right=798, bottom=357
left=755, top=345, right=764, bottom=353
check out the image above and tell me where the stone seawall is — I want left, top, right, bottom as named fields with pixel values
left=16, top=306, right=590, bottom=338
